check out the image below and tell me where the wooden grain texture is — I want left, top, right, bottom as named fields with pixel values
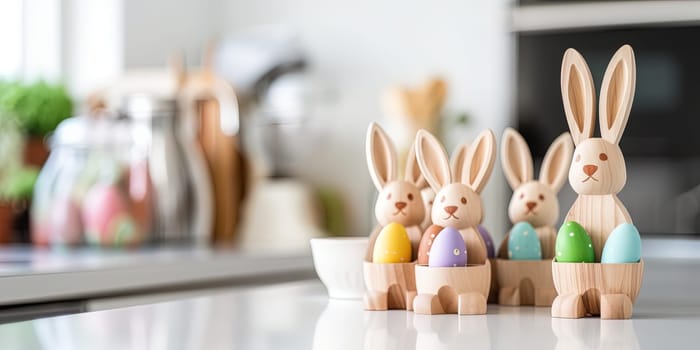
left=198, top=99, right=241, bottom=243
left=500, top=128, right=572, bottom=256
left=555, top=45, right=640, bottom=319
left=488, top=258, right=499, bottom=303
left=413, top=261, right=490, bottom=315
left=565, top=194, right=631, bottom=261
left=179, top=54, right=242, bottom=243
left=495, top=129, right=571, bottom=306
left=363, top=262, right=417, bottom=311
left=551, top=260, right=643, bottom=319
left=495, top=259, right=556, bottom=306
left=414, top=129, right=496, bottom=266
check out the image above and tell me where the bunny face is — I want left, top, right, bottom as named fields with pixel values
left=569, top=139, right=626, bottom=195
left=415, top=129, right=496, bottom=231
left=561, top=45, right=635, bottom=196
left=508, top=181, right=558, bottom=227
left=375, top=181, right=425, bottom=227
left=366, top=123, right=427, bottom=227
left=501, top=128, right=572, bottom=227
left=432, top=183, right=482, bottom=229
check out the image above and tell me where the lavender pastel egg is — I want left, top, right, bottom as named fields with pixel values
left=477, top=225, right=495, bottom=258
left=428, top=227, right=467, bottom=267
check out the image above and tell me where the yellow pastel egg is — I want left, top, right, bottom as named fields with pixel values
left=372, top=222, right=412, bottom=263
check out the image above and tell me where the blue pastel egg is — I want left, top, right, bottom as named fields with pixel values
left=508, top=222, right=542, bottom=260
left=601, top=223, right=642, bottom=263
left=428, top=227, right=467, bottom=267
left=478, top=225, right=495, bottom=258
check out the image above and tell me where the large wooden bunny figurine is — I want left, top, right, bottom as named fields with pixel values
left=363, top=122, right=426, bottom=311
left=551, top=45, right=644, bottom=319
left=495, top=128, right=572, bottom=306
left=412, top=129, right=496, bottom=315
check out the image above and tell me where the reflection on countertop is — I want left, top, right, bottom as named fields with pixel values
left=0, top=257, right=698, bottom=349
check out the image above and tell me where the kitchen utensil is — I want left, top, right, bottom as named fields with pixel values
left=121, top=95, right=213, bottom=244
left=382, top=77, right=447, bottom=172
left=179, top=51, right=243, bottom=244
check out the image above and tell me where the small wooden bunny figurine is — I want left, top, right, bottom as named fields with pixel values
left=495, top=128, right=572, bottom=306
left=416, top=129, right=496, bottom=265
left=363, top=122, right=427, bottom=311
left=551, top=44, right=643, bottom=319
left=412, top=129, right=496, bottom=315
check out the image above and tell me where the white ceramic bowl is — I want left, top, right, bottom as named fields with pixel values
left=310, top=237, right=367, bottom=299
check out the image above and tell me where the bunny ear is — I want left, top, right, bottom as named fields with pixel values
left=500, top=127, right=533, bottom=190
left=450, top=141, right=469, bottom=184
left=463, top=129, right=497, bottom=193
left=415, top=129, right=451, bottom=193
left=540, top=132, right=574, bottom=192
left=561, top=48, right=596, bottom=146
left=600, top=45, right=636, bottom=145
left=366, top=123, right=398, bottom=191
left=404, top=137, right=427, bottom=188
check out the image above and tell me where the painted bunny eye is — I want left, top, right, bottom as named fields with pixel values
left=460, top=197, right=467, bottom=205
left=386, top=193, right=392, bottom=200
left=519, top=193, right=524, bottom=200
left=539, top=194, right=545, bottom=201
left=599, top=153, right=608, bottom=161
left=407, top=193, right=414, bottom=201
left=441, top=196, right=446, bottom=203
left=575, top=154, right=581, bottom=162
left=428, top=200, right=433, bottom=205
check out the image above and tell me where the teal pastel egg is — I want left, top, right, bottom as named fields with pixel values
left=508, top=222, right=542, bottom=260
left=429, top=227, right=467, bottom=267
left=601, top=223, right=642, bottom=263
left=555, top=221, right=595, bottom=263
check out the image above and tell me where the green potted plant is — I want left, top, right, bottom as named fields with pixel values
left=0, top=119, right=35, bottom=242
left=0, top=80, right=73, bottom=166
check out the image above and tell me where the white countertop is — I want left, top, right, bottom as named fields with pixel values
left=0, top=257, right=698, bottom=349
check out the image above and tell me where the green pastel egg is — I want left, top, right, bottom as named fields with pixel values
left=555, top=221, right=595, bottom=263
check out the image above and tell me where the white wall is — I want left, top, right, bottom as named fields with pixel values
left=216, top=0, right=514, bottom=238
left=124, top=0, right=219, bottom=67
left=119, top=0, right=514, bottom=240
left=62, top=0, right=124, bottom=99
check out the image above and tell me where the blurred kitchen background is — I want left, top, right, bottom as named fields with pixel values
left=0, top=0, right=699, bottom=322
left=0, top=0, right=513, bottom=250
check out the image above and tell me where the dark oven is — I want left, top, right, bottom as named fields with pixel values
left=515, top=1, right=700, bottom=234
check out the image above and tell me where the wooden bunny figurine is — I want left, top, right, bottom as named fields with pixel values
left=551, top=44, right=643, bottom=319
left=416, top=129, right=496, bottom=265
left=363, top=122, right=426, bottom=311
left=500, top=128, right=572, bottom=259
left=495, top=128, right=572, bottom=306
left=412, top=129, right=496, bottom=315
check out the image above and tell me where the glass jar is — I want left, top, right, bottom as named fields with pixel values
left=31, top=116, right=154, bottom=247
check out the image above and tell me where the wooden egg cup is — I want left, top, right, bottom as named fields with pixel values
left=551, top=260, right=643, bottom=319
left=495, top=259, right=556, bottom=306
left=413, top=261, right=490, bottom=315
left=487, top=258, right=499, bottom=303
left=363, top=261, right=417, bottom=311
